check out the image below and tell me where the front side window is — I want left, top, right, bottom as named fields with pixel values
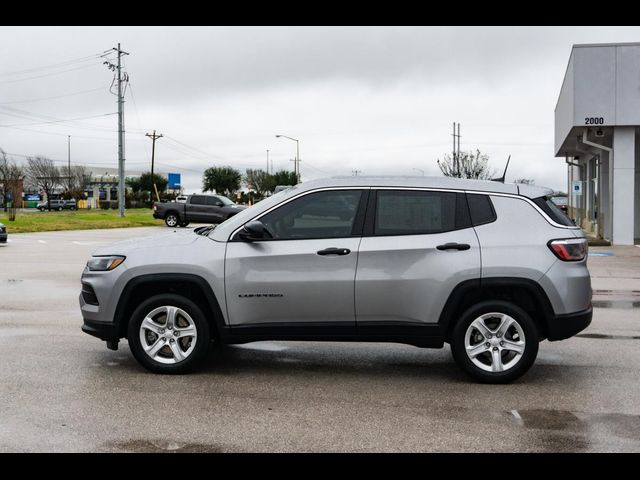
left=191, top=195, right=206, bottom=205
left=375, top=190, right=470, bottom=235
left=259, top=190, right=363, bottom=240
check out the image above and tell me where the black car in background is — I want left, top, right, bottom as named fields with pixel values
left=36, top=199, right=77, bottom=211
left=153, top=194, right=246, bottom=227
left=0, top=223, right=7, bottom=243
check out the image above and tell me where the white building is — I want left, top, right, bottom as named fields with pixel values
left=555, top=42, right=640, bottom=245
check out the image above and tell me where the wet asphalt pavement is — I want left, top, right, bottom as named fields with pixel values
left=0, top=227, right=639, bottom=452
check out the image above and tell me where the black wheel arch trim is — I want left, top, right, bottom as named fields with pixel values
left=438, top=277, right=556, bottom=340
left=112, top=273, right=226, bottom=339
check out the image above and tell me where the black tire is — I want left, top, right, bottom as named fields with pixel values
left=450, top=300, right=539, bottom=384
left=179, top=222, right=190, bottom=227
left=164, top=212, right=179, bottom=227
left=127, top=294, right=211, bottom=374
left=57, top=206, right=63, bottom=211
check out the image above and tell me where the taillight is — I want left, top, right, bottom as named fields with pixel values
left=153, top=203, right=157, bottom=211
left=548, top=238, right=588, bottom=261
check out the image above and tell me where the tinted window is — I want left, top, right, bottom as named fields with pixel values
left=467, top=194, right=496, bottom=226
left=190, top=196, right=206, bottom=205
left=260, top=190, right=363, bottom=240
left=533, top=196, right=575, bottom=226
left=374, top=190, right=470, bottom=235
left=206, top=196, right=223, bottom=206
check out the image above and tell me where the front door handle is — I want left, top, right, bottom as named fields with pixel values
left=317, top=247, right=351, bottom=256
left=436, top=243, right=471, bottom=251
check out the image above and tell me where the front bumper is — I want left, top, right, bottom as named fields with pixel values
left=82, top=318, right=120, bottom=341
left=0, top=232, right=7, bottom=243
left=546, top=306, right=592, bottom=341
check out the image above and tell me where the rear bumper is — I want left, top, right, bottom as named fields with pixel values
left=547, top=306, right=592, bottom=341
left=152, top=212, right=161, bottom=219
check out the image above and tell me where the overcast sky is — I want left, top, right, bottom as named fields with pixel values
left=1, top=26, right=640, bottom=193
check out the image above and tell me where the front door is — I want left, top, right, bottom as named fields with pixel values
left=225, top=189, right=367, bottom=326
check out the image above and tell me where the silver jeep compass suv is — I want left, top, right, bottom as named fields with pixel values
left=80, top=177, right=592, bottom=383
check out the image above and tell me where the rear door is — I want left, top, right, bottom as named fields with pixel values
left=355, top=189, right=480, bottom=326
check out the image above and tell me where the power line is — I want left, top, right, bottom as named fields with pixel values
left=0, top=112, right=117, bottom=129
left=0, top=54, right=101, bottom=77
left=0, top=87, right=108, bottom=105
left=0, top=124, right=115, bottom=141
left=0, top=62, right=103, bottom=84
left=163, top=135, right=225, bottom=160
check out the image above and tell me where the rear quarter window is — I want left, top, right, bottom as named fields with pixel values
left=532, top=196, right=575, bottom=226
left=466, top=194, right=496, bottom=226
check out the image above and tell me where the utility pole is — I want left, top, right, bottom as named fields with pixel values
left=67, top=135, right=71, bottom=191
left=145, top=130, right=163, bottom=204
left=103, top=43, right=129, bottom=217
left=452, top=122, right=461, bottom=177
left=266, top=149, right=270, bottom=174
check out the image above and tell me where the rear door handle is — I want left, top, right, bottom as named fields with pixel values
left=436, top=243, right=471, bottom=251
left=317, top=247, right=351, bottom=256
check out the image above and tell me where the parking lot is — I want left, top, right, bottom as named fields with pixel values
left=1, top=226, right=639, bottom=452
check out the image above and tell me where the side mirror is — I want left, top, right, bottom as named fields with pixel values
left=238, top=221, right=271, bottom=241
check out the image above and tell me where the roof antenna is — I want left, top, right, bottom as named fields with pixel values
left=491, top=155, right=511, bottom=183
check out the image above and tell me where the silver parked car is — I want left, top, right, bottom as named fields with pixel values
left=80, top=176, right=592, bottom=383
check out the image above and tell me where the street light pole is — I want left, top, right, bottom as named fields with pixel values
left=275, top=134, right=300, bottom=183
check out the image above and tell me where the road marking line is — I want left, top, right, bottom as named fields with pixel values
left=37, top=240, right=47, bottom=244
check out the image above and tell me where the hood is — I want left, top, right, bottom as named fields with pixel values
left=92, top=229, right=199, bottom=256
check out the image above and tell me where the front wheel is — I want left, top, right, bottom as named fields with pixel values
left=450, top=300, right=539, bottom=383
left=127, top=294, right=211, bottom=374
left=164, top=213, right=179, bottom=227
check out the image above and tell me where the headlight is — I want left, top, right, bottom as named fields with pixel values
left=86, top=255, right=126, bottom=271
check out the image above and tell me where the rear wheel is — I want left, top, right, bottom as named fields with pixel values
left=179, top=221, right=190, bottom=227
left=450, top=300, right=539, bottom=383
left=165, top=213, right=179, bottom=227
left=127, top=294, right=211, bottom=374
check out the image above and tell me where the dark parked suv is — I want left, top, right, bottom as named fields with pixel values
left=37, top=199, right=76, bottom=211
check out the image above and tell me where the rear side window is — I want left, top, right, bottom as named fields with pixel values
left=533, top=196, right=575, bottom=226
left=190, top=196, right=206, bottom=205
left=466, top=194, right=496, bottom=226
left=374, top=190, right=470, bottom=235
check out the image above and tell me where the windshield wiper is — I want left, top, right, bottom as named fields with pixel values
left=194, top=225, right=217, bottom=236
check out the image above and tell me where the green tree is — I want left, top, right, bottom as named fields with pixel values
left=437, top=149, right=496, bottom=180
left=127, top=172, right=168, bottom=205
left=202, top=166, right=241, bottom=197
left=272, top=169, right=298, bottom=186
left=245, top=169, right=276, bottom=198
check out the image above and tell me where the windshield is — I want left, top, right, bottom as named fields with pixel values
left=217, top=196, right=234, bottom=205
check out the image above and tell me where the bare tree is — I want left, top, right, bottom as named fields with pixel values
left=437, top=149, right=496, bottom=180
left=26, top=156, right=61, bottom=210
left=514, top=178, right=535, bottom=185
left=0, top=150, right=24, bottom=221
